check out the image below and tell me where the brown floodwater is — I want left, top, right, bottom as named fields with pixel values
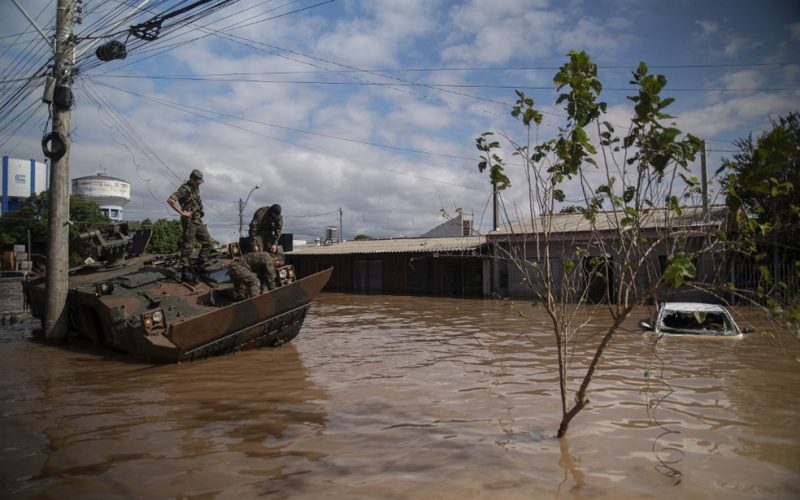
left=1, top=284, right=799, bottom=499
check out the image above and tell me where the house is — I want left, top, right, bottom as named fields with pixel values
left=287, top=236, right=490, bottom=297
left=485, top=205, right=731, bottom=302
left=419, top=212, right=476, bottom=238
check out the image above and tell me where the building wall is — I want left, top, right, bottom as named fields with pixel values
left=288, top=252, right=486, bottom=297
left=1, top=156, right=48, bottom=215
left=491, top=235, right=724, bottom=303
left=420, top=214, right=474, bottom=238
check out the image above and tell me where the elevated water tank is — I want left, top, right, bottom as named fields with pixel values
left=324, top=226, right=339, bottom=244
left=72, top=172, right=131, bottom=221
left=1, top=156, right=48, bottom=216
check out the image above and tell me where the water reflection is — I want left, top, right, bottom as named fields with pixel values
left=1, top=292, right=799, bottom=498
left=0, top=329, right=327, bottom=498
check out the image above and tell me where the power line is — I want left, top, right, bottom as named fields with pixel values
left=91, top=81, right=485, bottom=192
left=85, top=74, right=799, bottom=93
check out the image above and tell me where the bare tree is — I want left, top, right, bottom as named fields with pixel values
left=478, top=51, right=732, bottom=437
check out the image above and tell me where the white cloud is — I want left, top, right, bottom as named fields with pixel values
left=2, top=0, right=799, bottom=241
left=719, top=69, right=766, bottom=90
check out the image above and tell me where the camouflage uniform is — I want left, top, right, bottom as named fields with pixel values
left=228, top=251, right=276, bottom=300
left=169, top=180, right=213, bottom=264
left=248, top=204, right=283, bottom=252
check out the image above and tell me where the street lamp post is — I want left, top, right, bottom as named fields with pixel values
left=238, top=185, right=260, bottom=237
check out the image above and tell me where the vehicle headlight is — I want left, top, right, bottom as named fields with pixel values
left=95, top=281, right=115, bottom=296
left=141, top=309, right=167, bottom=333
left=279, top=268, right=288, bottom=279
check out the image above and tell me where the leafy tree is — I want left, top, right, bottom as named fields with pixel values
left=477, top=51, right=728, bottom=438
left=720, top=112, right=800, bottom=330
left=145, top=218, right=183, bottom=254
left=354, top=234, right=373, bottom=241
left=0, top=191, right=110, bottom=265
left=721, top=113, right=800, bottom=262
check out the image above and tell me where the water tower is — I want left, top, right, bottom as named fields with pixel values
left=72, top=172, right=131, bottom=221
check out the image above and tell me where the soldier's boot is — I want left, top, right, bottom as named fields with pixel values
left=180, top=266, right=197, bottom=284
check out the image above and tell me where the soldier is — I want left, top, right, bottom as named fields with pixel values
left=249, top=203, right=283, bottom=253
left=167, top=169, right=214, bottom=273
left=228, top=251, right=276, bottom=300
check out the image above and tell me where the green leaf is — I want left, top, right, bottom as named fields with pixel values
left=663, top=253, right=696, bottom=287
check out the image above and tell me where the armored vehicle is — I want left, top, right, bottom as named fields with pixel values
left=22, top=223, right=331, bottom=362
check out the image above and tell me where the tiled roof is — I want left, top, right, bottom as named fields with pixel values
left=491, top=205, right=728, bottom=236
left=288, top=236, right=487, bottom=256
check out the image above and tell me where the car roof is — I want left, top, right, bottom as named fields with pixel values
left=662, top=302, right=728, bottom=313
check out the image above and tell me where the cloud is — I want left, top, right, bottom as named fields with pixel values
left=441, top=1, right=564, bottom=64
left=719, top=69, right=767, bottom=90
left=3, top=0, right=799, bottom=242
left=314, top=0, right=438, bottom=68
left=789, top=22, right=800, bottom=41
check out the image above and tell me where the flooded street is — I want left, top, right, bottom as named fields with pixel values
left=1, top=286, right=799, bottom=498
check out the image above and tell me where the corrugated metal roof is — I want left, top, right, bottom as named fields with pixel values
left=288, top=236, right=487, bottom=256
left=491, top=205, right=728, bottom=236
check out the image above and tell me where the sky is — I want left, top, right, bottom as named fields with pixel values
left=1, top=0, right=799, bottom=244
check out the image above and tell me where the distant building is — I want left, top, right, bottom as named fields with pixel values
left=420, top=212, right=475, bottom=238
left=72, top=172, right=131, bottom=221
left=288, top=236, right=490, bottom=297
left=1, top=156, right=48, bottom=216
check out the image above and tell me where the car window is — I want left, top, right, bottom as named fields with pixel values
left=661, top=310, right=732, bottom=334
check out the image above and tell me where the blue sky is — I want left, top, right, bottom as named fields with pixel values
left=1, top=0, right=799, bottom=242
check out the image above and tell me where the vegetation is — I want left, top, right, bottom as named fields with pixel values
left=720, top=112, right=800, bottom=330
left=143, top=218, right=183, bottom=253
left=477, top=50, right=731, bottom=437
left=0, top=192, right=110, bottom=266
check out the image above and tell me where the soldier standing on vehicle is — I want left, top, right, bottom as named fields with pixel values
left=167, top=169, right=214, bottom=271
left=249, top=203, right=283, bottom=253
left=228, top=251, right=276, bottom=300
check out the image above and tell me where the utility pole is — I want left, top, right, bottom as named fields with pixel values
left=338, top=207, right=343, bottom=243
left=237, top=185, right=259, bottom=236
left=700, top=139, right=709, bottom=217
left=44, top=0, right=75, bottom=339
left=492, top=178, right=498, bottom=231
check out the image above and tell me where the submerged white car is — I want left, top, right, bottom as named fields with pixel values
left=639, top=302, right=749, bottom=337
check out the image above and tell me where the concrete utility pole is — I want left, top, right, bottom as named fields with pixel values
left=44, top=0, right=75, bottom=339
left=700, top=139, right=709, bottom=217
left=492, top=178, right=498, bottom=232
left=237, top=185, right=260, bottom=236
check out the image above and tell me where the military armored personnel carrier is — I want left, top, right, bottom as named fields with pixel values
left=22, top=223, right=331, bottom=363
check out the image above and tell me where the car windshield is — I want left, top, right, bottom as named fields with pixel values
left=660, top=309, right=734, bottom=335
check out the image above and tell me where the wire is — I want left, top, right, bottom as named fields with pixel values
left=91, top=80, right=484, bottom=191
left=87, top=73, right=799, bottom=93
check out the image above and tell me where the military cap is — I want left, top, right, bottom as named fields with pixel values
left=190, top=169, right=204, bottom=181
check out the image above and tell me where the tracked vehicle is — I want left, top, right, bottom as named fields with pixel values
left=22, top=223, right=331, bottom=362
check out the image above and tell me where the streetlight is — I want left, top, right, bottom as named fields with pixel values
left=238, top=184, right=260, bottom=236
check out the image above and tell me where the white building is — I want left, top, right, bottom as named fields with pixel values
left=0, top=156, right=49, bottom=216
left=419, top=212, right=475, bottom=238
left=72, top=172, right=131, bottom=221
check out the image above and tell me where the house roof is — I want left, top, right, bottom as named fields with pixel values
left=490, top=205, right=728, bottom=236
left=288, top=236, right=487, bottom=256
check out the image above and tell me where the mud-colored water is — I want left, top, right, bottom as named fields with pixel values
left=1, top=286, right=799, bottom=498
